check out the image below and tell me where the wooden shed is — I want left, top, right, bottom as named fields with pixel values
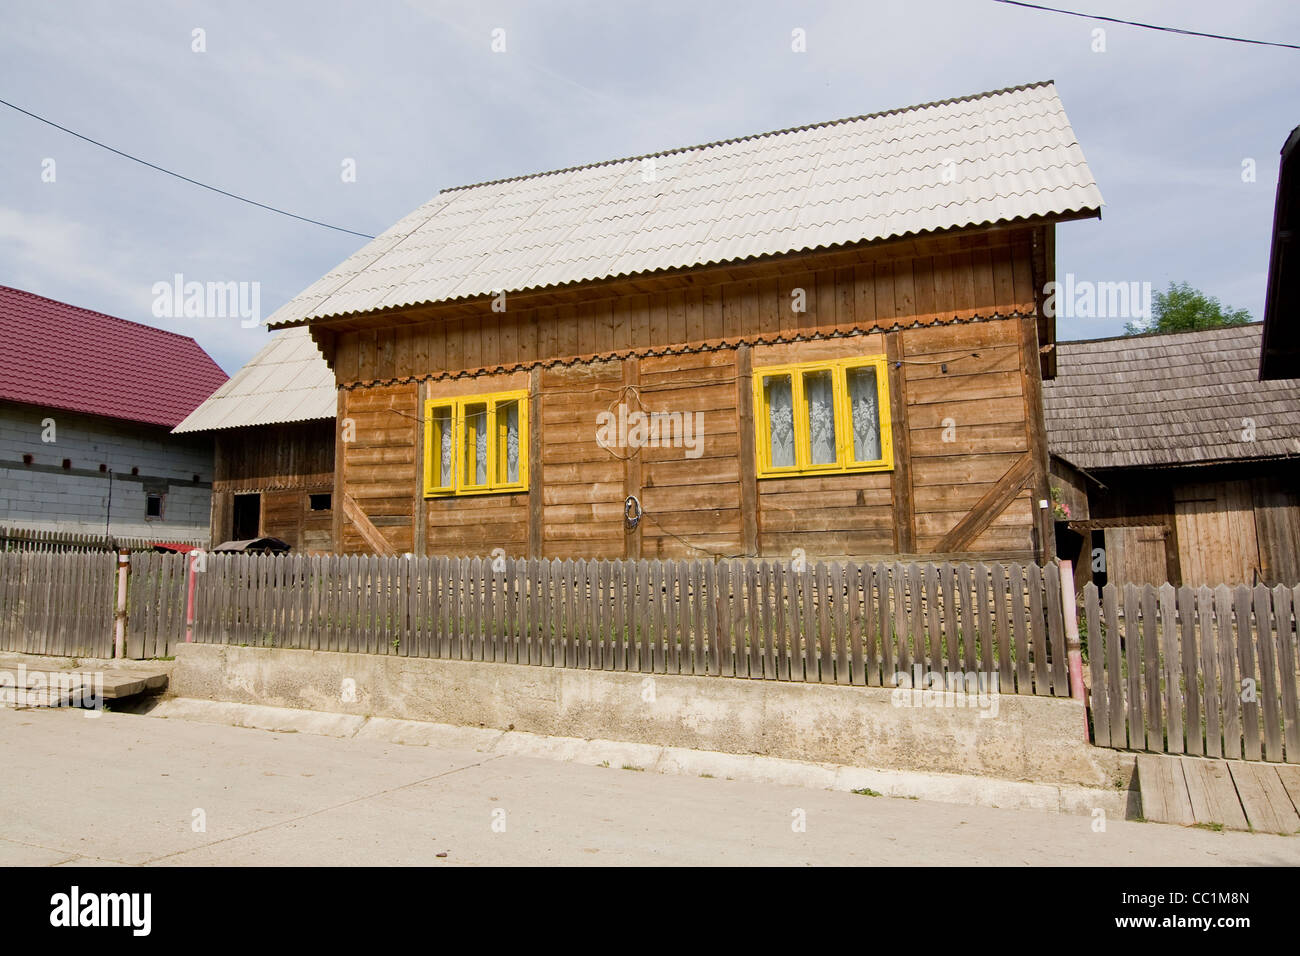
left=1043, top=323, right=1300, bottom=589
left=265, top=81, right=1104, bottom=564
left=173, top=328, right=337, bottom=551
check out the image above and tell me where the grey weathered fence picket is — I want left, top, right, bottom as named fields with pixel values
left=0, top=525, right=203, bottom=554
left=144, top=553, right=1068, bottom=694
left=1083, top=581, right=1300, bottom=764
left=0, top=550, right=116, bottom=658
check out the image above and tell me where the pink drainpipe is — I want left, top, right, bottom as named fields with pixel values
left=1058, top=559, right=1089, bottom=740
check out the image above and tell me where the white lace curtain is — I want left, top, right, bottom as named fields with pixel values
left=436, top=409, right=453, bottom=486
left=767, top=376, right=795, bottom=468
left=502, top=402, right=520, bottom=483
left=848, top=366, right=881, bottom=462
left=805, top=371, right=836, bottom=465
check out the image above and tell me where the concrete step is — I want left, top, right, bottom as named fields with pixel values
left=0, top=654, right=169, bottom=709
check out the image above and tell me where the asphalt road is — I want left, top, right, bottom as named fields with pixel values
left=2, top=707, right=1297, bottom=866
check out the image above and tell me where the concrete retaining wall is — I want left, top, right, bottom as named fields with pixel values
left=172, top=643, right=1132, bottom=790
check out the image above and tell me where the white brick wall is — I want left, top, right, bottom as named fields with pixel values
left=0, top=400, right=214, bottom=541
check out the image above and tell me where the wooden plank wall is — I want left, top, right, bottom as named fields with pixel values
left=338, top=384, right=418, bottom=554
left=330, top=228, right=1040, bottom=385
left=540, top=361, right=625, bottom=557
left=331, top=227, right=1049, bottom=563
left=903, top=321, right=1034, bottom=558
left=640, top=350, right=744, bottom=558
left=213, top=421, right=335, bottom=549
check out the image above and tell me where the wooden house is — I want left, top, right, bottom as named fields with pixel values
left=0, top=285, right=226, bottom=545
left=173, top=327, right=337, bottom=550
left=1260, top=124, right=1299, bottom=380
left=1044, top=323, right=1300, bottom=589
left=260, top=81, right=1104, bottom=564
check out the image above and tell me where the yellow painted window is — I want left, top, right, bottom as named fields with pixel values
left=424, top=390, right=528, bottom=497
left=752, top=356, right=893, bottom=479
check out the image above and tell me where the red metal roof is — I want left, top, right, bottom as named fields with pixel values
left=0, top=286, right=228, bottom=428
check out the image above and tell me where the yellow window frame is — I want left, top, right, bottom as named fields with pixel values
left=752, top=355, right=893, bottom=479
left=423, top=390, right=529, bottom=497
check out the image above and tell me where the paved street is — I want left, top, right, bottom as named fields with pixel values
left=2, top=707, right=1297, bottom=866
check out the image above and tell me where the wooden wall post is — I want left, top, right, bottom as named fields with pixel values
left=412, top=380, right=427, bottom=557
left=735, top=345, right=759, bottom=557
left=332, top=388, right=347, bottom=554
left=528, top=366, right=544, bottom=559
left=1019, top=315, right=1054, bottom=564
left=622, top=357, right=642, bottom=561
left=884, top=331, right=915, bottom=556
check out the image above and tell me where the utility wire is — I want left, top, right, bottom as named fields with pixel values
left=0, top=95, right=377, bottom=239
left=990, top=0, right=1300, bottom=50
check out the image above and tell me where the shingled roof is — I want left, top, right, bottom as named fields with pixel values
left=173, top=326, right=335, bottom=433
left=268, top=79, right=1102, bottom=328
left=0, top=285, right=228, bottom=429
left=1043, top=324, right=1300, bottom=470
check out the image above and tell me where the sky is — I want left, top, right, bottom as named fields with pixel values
left=1, top=0, right=1297, bottom=375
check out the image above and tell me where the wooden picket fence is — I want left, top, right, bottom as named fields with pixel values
left=0, top=525, right=204, bottom=554
left=122, top=552, right=1071, bottom=694
left=0, top=551, right=117, bottom=658
left=1083, top=582, right=1300, bottom=763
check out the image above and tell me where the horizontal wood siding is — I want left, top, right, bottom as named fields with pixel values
left=332, top=228, right=1048, bottom=564
left=639, top=351, right=743, bottom=559
left=214, top=421, right=334, bottom=491
left=903, top=320, right=1034, bottom=559
left=340, top=383, right=417, bottom=553
left=332, top=228, right=1039, bottom=385
left=540, top=361, right=625, bottom=557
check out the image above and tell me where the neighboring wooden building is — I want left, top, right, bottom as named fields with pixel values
left=1044, top=323, right=1300, bottom=588
left=1260, top=124, right=1299, bottom=381
left=173, top=328, right=337, bottom=551
left=264, top=81, right=1104, bottom=564
left=0, top=286, right=226, bottom=544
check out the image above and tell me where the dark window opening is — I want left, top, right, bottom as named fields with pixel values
left=145, top=494, right=163, bottom=518
left=61, top=459, right=71, bottom=470
left=232, top=493, right=261, bottom=540
left=22, top=454, right=32, bottom=466
left=309, top=493, right=332, bottom=512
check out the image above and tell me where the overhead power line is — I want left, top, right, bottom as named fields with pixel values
left=0, top=96, right=376, bottom=239
left=990, top=0, right=1300, bottom=50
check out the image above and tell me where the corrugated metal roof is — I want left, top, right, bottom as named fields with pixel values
left=1043, top=324, right=1300, bottom=470
left=268, top=80, right=1102, bottom=327
left=0, top=285, right=228, bottom=428
left=172, top=326, right=335, bottom=433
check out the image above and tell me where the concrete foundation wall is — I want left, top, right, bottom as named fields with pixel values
left=172, top=644, right=1131, bottom=789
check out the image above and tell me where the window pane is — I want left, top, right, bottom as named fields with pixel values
left=431, top=406, right=453, bottom=488
left=496, top=399, right=520, bottom=484
left=847, top=366, right=883, bottom=462
left=803, top=369, right=837, bottom=465
left=764, top=375, right=795, bottom=469
left=464, top=403, right=488, bottom=487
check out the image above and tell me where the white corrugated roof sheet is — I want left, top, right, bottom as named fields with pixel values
left=268, top=80, right=1102, bottom=328
left=172, top=327, right=335, bottom=433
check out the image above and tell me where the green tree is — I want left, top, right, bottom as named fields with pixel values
left=1124, top=281, right=1252, bottom=335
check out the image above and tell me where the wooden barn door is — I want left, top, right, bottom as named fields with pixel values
left=1173, top=480, right=1259, bottom=586
left=1103, top=525, right=1169, bottom=587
